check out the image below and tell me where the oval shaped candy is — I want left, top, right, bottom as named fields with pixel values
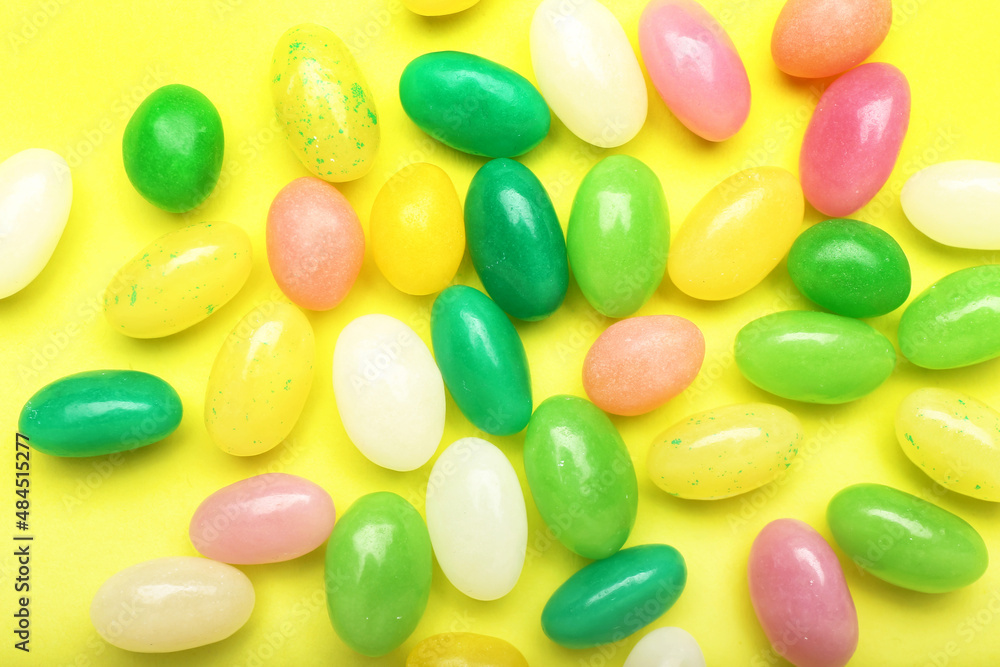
left=787, top=218, right=910, bottom=318
left=122, top=84, right=223, bottom=212
left=896, top=388, right=1000, bottom=502
left=407, top=633, right=528, bottom=667
left=902, top=160, right=1000, bottom=250
left=771, top=0, right=892, bottom=78
left=568, top=155, right=669, bottom=317
left=205, top=302, right=315, bottom=456
left=325, top=492, right=432, bottom=657
left=542, top=544, right=687, bottom=648
left=668, top=167, right=803, bottom=301
left=333, top=314, right=445, bottom=471
left=524, top=395, right=638, bottom=559
left=748, top=519, right=859, bottom=667
left=800, top=63, right=910, bottom=217
left=624, top=627, right=706, bottom=667
left=371, top=163, right=465, bottom=295
left=827, top=483, right=988, bottom=593
left=898, top=265, right=1000, bottom=369
left=19, top=370, right=181, bottom=457
left=465, top=159, right=568, bottom=320
left=403, top=0, right=480, bottom=16
left=0, top=148, right=72, bottom=298
left=400, top=52, right=549, bottom=158
left=639, top=0, right=751, bottom=142
left=105, top=222, right=252, bottom=337
left=90, top=557, right=254, bottom=653
left=271, top=24, right=379, bottom=182
left=736, top=311, right=895, bottom=404
left=530, top=0, right=647, bottom=147
left=431, top=286, right=532, bottom=435
left=189, top=473, right=335, bottom=564
left=648, top=403, right=802, bottom=500
left=426, top=438, right=527, bottom=600
left=583, top=315, right=704, bottom=416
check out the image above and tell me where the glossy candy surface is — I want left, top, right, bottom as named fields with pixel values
left=623, top=627, right=706, bottom=667
left=403, top=0, right=479, bottom=15
left=406, top=633, right=528, bottom=667
left=902, top=161, right=1000, bottom=249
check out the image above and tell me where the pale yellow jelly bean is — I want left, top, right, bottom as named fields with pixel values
left=647, top=403, right=803, bottom=500
left=403, top=0, right=479, bottom=16
left=205, top=302, right=315, bottom=456
left=896, top=388, right=1000, bottom=502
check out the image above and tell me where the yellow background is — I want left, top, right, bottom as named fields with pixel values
left=2, top=0, right=999, bottom=665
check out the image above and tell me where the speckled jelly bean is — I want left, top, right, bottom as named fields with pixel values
left=902, top=161, right=1000, bottom=249
left=406, top=633, right=528, bottom=667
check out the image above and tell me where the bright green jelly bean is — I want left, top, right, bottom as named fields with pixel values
left=735, top=310, right=895, bottom=404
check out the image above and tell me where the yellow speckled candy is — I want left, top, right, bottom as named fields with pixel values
left=104, top=222, right=252, bottom=338
left=371, top=163, right=465, bottom=295
left=403, top=0, right=480, bottom=16
left=271, top=24, right=379, bottom=182
left=896, top=388, right=1000, bottom=502
left=647, top=403, right=803, bottom=500
left=205, top=302, right=315, bottom=456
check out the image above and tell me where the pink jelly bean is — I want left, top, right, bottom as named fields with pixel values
left=799, top=63, right=910, bottom=217
left=638, top=0, right=751, bottom=142
left=190, top=473, right=336, bottom=564
left=748, top=519, right=859, bottom=667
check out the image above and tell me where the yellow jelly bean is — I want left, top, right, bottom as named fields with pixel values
left=896, top=388, right=1000, bottom=502
left=370, top=163, right=465, bottom=296
left=104, top=222, right=252, bottom=338
left=205, top=302, right=315, bottom=456
left=647, top=403, right=803, bottom=500
left=403, top=0, right=480, bottom=16
left=406, top=632, right=528, bottom=667
left=668, top=167, right=804, bottom=300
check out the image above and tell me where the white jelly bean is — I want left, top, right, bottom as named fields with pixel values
left=623, top=627, right=707, bottom=667
left=902, top=160, right=1000, bottom=249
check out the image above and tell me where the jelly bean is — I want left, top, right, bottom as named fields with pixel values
left=407, top=633, right=528, bottom=667
left=104, top=222, right=252, bottom=337
left=902, top=160, right=1000, bottom=250
left=122, top=84, right=223, bottom=213
left=748, top=519, right=858, bottom=667
left=465, top=159, right=568, bottom=320
left=205, top=302, right=315, bottom=456
left=267, top=177, right=364, bottom=311
left=624, top=627, right=706, bottom=667
left=530, top=0, right=647, bottom=147
left=827, top=483, right=988, bottom=593
left=271, top=24, right=379, bottom=182
left=542, top=544, right=687, bottom=649
left=583, top=315, right=704, bottom=416
left=431, top=286, right=532, bottom=435
left=800, top=63, right=910, bottom=217
left=568, top=156, right=669, bottom=317
left=524, top=395, right=638, bottom=559
left=787, top=218, right=910, bottom=318
left=325, top=492, right=432, bottom=656
left=403, top=0, right=479, bottom=16
left=19, top=370, right=181, bottom=457
left=90, top=557, right=254, bottom=653
left=638, top=0, right=751, bottom=142
left=647, top=403, right=802, bottom=500
left=736, top=311, right=895, bottom=404
left=771, top=0, right=892, bottom=78
left=897, top=265, right=1000, bottom=369
left=0, top=148, right=72, bottom=298
left=668, top=167, right=803, bottom=301
left=332, top=314, right=445, bottom=471
left=371, top=163, right=464, bottom=295
left=399, top=52, right=550, bottom=158
left=896, top=388, right=1000, bottom=502
left=189, top=473, right=335, bottom=564
left=426, top=438, right=527, bottom=600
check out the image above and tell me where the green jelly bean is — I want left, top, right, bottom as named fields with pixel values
left=898, top=264, right=1000, bottom=369
left=788, top=218, right=911, bottom=318
left=524, top=395, right=638, bottom=559
left=122, top=84, right=224, bottom=213
left=465, top=159, right=568, bottom=321
left=827, top=483, right=988, bottom=593
left=18, top=370, right=182, bottom=457
left=399, top=51, right=550, bottom=157
left=325, top=492, right=432, bottom=657
left=735, top=310, right=895, bottom=404
left=567, top=156, right=669, bottom=318
left=431, top=286, right=532, bottom=435
left=541, top=544, right=687, bottom=649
